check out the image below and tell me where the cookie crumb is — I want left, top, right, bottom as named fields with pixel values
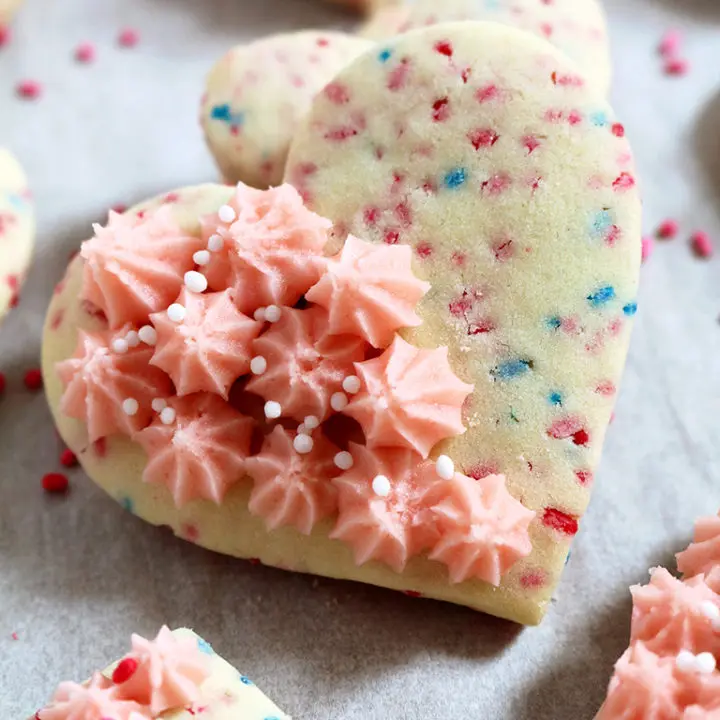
left=42, top=472, right=69, bottom=493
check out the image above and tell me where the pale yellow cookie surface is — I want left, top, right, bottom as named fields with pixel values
left=0, top=0, right=23, bottom=24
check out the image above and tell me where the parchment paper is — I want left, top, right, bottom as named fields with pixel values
left=1, top=0, right=719, bottom=717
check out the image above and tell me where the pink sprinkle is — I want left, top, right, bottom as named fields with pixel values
left=16, top=80, right=43, bottom=100
left=657, top=219, right=679, bottom=239
left=658, top=29, right=682, bottom=57
left=118, top=28, right=140, bottom=48
left=0, top=25, right=11, bottom=47
left=74, top=42, right=96, bottom=63
left=641, top=235, right=654, bottom=262
left=664, top=57, right=689, bottom=76
left=690, top=230, right=713, bottom=259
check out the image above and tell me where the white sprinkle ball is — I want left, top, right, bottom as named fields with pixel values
left=254, top=307, right=266, bottom=322
left=293, top=434, right=314, bottom=454
left=697, top=652, right=717, bottom=674
left=304, top=415, right=320, bottom=431
left=330, top=392, right=348, bottom=412
left=207, top=234, right=224, bottom=252
left=250, top=356, right=267, bottom=375
left=167, top=303, right=186, bottom=323
left=264, top=401, right=282, bottom=420
left=676, top=651, right=696, bottom=673
left=342, top=375, right=361, bottom=394
left=151, top=398, right=167, bottom=413
left=184, top=270, right=208, bottom=293
left=334, top=451, right=354, bottom=471
left=372, top=475, right=391, bottom=497
left=193, top=250, right=211, bottom=266
left=125, top=330, right=140, bottom=348
left=265, top=305, right=282, bottom=323
left=122, top=398, right=139, bottom=416
left=436, top=455, right=455, bottom=480
left=160, top=407, right=176, bottom=425
left=111, top=338, right=129, bottom=354
left=218, top=205, right=236, bottom=223
left=138, top=325, right=157, bottom=346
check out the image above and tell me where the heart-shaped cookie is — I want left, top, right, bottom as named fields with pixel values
left=361, top=0, right=611, bottom=94
left=0, top=148, right=35, bottom=322
left=201, top=31, right=371, bottom=188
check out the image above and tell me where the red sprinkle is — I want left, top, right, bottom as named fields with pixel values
left=0, top=372, right=5, bottom=394
left=641, top=235, right=654, bottom=262
left=690, top=230, right=713, bottom=259
left=611, top=122, right=625, bottom=137
left=11, top=631, right=18, bottom=640
left=658, top=29, right=682, bottom=57
left=657, top=219, right=679, bottom=239
left=74, top=42, right=96, bottom=63
left=542, top=507, right=579, bottom=536
left=403, top=590, right=422, bottom=598
left=664, top=57, right=689, bottom=76
left=42, top=472, right=69, bottom=493
left=0, top=24, right=10, bottom=47
left=60, top=449, right=78, bottom=468
left=118, top=28, right=140, bottom=48
left=16, top=80, right=43, bottom=100
left=23, top=368, right=43, bottom=391
left=112, top=657, right=138, bottom=684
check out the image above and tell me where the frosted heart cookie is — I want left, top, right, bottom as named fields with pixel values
left=284, top=22, right=641, bottom=622
left=362, top=0, right=611, bottom=95
left=44, top=182, right=543, bottom=624
left=32, top=627, right=289, bottom=720
left=0, top=148, right=34, bottom=321
left=200, top=31, right=372, bottom=188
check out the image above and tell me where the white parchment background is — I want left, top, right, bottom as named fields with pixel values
left=1, top=0, right=719, bottom=717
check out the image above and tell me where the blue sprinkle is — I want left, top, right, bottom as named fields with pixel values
left=492, top=359, right=532, bottom=380
left=546, top=316, right=562, bottom=330
left=378, top=48, right=392, bottom=63
left=444, top=167, right=467, bottom=189
left=239, top=675, right=254, bottom=686
left=197, top=638, right=214, bottom=655
left=623, top=302, right=638, bottom=316
left=484, top=0, right=501, bottom=8
left=548, top=391, right=563, bottom=406
left=591, top=210, right=612, bottom=238
left=119, top=496, right=134, bottom=514
left=587, top=286, right=615, bottom=307
left=565, top=550, right=572, bottom=566
left=264, top=717, right=282, bottom=720
left=7, top=193, right=26, bottom=210
left=590, top=111, right=609, bottom=127
left=210, top=103, right=244, bottom=127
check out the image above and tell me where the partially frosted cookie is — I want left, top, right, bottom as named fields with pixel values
left=0, top=148, right=34, bottom=321
left=32, top=627, right=289, bottom=720
left=362, top=0, right=611, bottom=95
left=285, top=22, right=641, bottom=622
left=200, top=31, right=372, bottom=188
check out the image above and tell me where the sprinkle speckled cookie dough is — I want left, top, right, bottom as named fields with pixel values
left=362, top=0, right=612, bottom=95
left=32, top=627, right=290, bottom=720
left=200, top=31, right=372, bottom=188
left=0, top=148, right=35, bottom=321
left=285, top=22, right=641, bottom=621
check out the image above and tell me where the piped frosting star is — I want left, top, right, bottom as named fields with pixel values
left=245, top=425, right=340, bottom=535
left=677, top=513, right=720, bottom=587
left=427, top=473, right=535, bottom=585
left=344, top=335, right=473, bottom=458
left=134, top=394, right=255, bottom=507
left=305, top=235, right=430, bottom=348
left=150, top=289, right=261, bottom=398
left=81, top=206, right=203, bottom=329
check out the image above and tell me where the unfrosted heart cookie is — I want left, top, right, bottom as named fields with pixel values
left=200, top=31, right=372, bottom=188
left=361, top=0, right=611, bottom=95
left=0, top=148, right=35, bottom=321
left=284, top=22, right=641, bottom=621
left=33, top=627, right=289, bottom=720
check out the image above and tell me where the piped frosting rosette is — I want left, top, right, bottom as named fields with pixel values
left=54, top=182, right=535, bottom=589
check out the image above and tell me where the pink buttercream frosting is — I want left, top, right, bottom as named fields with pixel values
left=344, top=336, right=474, bottom=458
left=150, top=289, right=261, bottom=399
left=245, top=425, right=340, bottom=535
left=630, top=568, right=720, bottom=657
left=245, top=306, right=366, bottom=422
left=113, top=626, right=210, bottom=715
left=305, top=235, right=430, bottom=348
left=37, top=673, right=150, bottom=720
left=81, top=207, right=203, bottom=329
left=57, top=327, right=173, bottom=442
left=330, top=445, right=439, bottom=573
left=427, top=473, right=535, bottom=585
left=677, top=513, right=720, bottom=584
left=134, top=394, right=255, bottom=507
left=203, top=183, right=329, bottom=314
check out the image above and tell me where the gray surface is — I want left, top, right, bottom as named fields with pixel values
left=1, top=0, right=720, bottom=718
